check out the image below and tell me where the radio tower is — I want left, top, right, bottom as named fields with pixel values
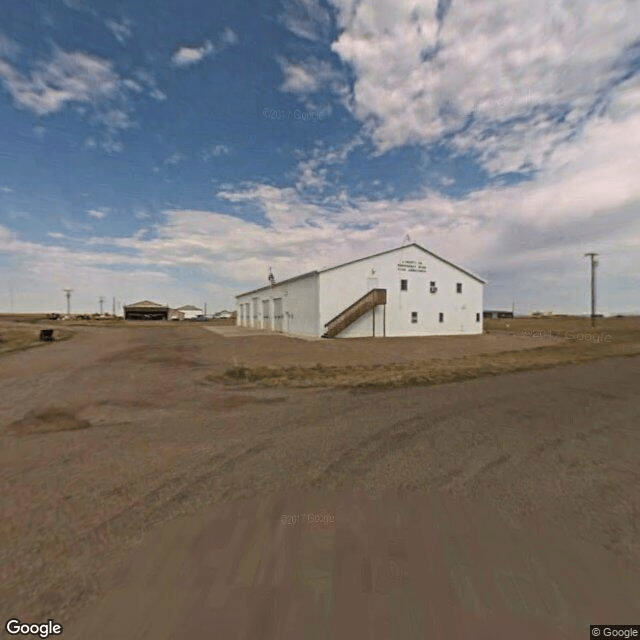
left=99, top=296, right=105, bottom=315
left=63, top=289, right=73, bottom=315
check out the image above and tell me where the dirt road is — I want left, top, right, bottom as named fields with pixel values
left=1, top=324, right=639, bottom=638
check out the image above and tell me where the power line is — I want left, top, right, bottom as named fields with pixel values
left=63, top=289, right=73, bottom=315
left=584, top=253, right=598, bottom=327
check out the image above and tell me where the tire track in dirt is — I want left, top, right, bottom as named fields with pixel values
left=310, top=415, right=435, bottom=488
left=78, top=438, right=278, bottom=546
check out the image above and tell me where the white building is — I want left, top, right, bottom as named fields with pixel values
left=235, top=243, right=485, bottom=338
left=176, top=305, right=202, bottom=320
left=212, top=310, right=234, bottom=319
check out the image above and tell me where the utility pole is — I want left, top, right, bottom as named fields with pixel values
left=112, top=297, right=116, bottom=316
left=63, top=289, right=73, bottom=315
left=204, top=302, right=207, bottom=317
left=584, top=253, right=598, bottom=327
left=99, top=296, right=105, bottom=315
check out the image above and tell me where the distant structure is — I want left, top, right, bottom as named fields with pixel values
left=99, top=296, right=105, bottom=315
left=212, top=309, right=234, bottom=319
left=585, top=252, right=599, bottom=327
left=268, top=268, right=276, bottom=286
left=176, top=305, right=201, bottom=320
left=123, top=300, right=169, bottom=320
left=483, top=310, right=514, bottom=319
left=63, top=289, right=73, bottom=315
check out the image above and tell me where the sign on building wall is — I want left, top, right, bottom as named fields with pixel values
left=397, top=260, right=426, bottom=272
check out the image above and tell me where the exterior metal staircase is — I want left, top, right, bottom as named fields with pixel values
left=322, top=288, right=387, bottom=338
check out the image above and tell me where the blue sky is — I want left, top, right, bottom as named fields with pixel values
left=1, top=0, right=639, bottom=314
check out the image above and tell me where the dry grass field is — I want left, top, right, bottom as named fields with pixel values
left=215, top=316, right=640, bottom=388
left=0, top=322, right=74, bottom=355
left=1, top=316, right=639, bottom=638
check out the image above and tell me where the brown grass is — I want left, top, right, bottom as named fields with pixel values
left=0, top=313, right=50, bottom=324
left=0, top=326, right=74, bottom=355
left=214, top=316, right=640, bottom=389
left=8, top=409, right=92, bottom=435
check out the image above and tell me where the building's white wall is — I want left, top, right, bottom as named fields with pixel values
left=181, top=309, right=201, bottom=320
left=318, top=245, right=483, bottom=337
left=236, top=273, right=320, bottom=336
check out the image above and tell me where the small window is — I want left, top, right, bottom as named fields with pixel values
left=400, top=279, right=408, bottom=291
left=411, top=311, right=418, bottom=323
left=456, top=283, right=462, bottom=293
left=439, top=312, right=444, bottom=323
left=476, top=313, right=480, bottom=322
left=430, top=281, right=436, bottom=287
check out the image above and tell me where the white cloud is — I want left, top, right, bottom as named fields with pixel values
left=0, top=32, right=20, bottom=60
left=279, top=0, right=332, bottom=42
left=0, top=46, right=143, bottom=151
left=279, top=56, right=347, bottom=97
left=172, top=41, right=214, bottom=67
left=122, top=78, right=143, bottom=92
left=47, top=232, right=66, bottom=239
left=131, top=68, right=167, bottom=101
left=87, top=208, right=108, bottom=219
left=327, top=0, right=640, bottom=175
left=164, top=152, right=185, bottom=166
left=201, top=144, right=231, bottom=161
left=1, top=186, right=13, bottom=193
left=220, top=27, right=238, bottom=46
left=171, top=28, right=239, bottom=67
left=150, top=88, right=167, bottom=101
left=0, top=49, right=120, bottom=116
left=105, top=18, right=133, bottom=44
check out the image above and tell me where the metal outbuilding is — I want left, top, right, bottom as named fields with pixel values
left=123, top=300, right=169, bottom=321
left=176, top=305, right=202, bottom=320
left=235, top=243, right=485, bottom=338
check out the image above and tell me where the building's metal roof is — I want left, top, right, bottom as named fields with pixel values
left=176, top=305, right=201, bottom=311
left=236, top=243, right=485, bottom=298
left=235, top=270, right=319, bottom=298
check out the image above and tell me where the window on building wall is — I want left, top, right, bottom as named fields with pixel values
left=411, top=311, right=418, bottom=323
left=400, top=279, right=408, bottom=291
left=456, top=283, right=462, bottom=293
left=476, top=313, right=480, bottom=322
left=439, top=312, right=444, bottom=323
left=430, top=281, right=436, bottom=287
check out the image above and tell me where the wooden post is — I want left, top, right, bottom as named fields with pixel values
left=372, top=305, right=375, bottom=337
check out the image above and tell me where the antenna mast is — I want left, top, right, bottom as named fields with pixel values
left=63, top=289, right=73, bottom=315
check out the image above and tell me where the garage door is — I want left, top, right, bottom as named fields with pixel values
left=262, top=299, right=271, bottom=330
left=252, top=298, right=259, bottom=327
left=273, top=298, right=283, bottom=331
